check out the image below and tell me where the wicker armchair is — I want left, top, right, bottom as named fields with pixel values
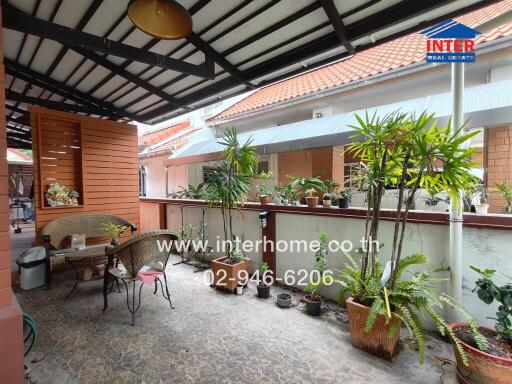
left=103, top=230, right=178, bottom=325
left=42, top=214, right=137, bottom=293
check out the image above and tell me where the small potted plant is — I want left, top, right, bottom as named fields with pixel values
left=285, top=184, right=299, bottom=206
left=277, top=293, right=292, bottom=307
left=257, top=171, right=273, bottom=205
left=475, top=187, right=489, bottom=215
left=273, top=184, right=284, bottom=204
left=304, top=233, right=329, bottom=316
left=257, top=262, right=271, bottom=298
left=322, top=192, right=332, bottom=208
left=494, top=182, right=512, bottom=214
left=101, top=221, right=128, bottom=246
left=338, top=189, right=352, bottom=208
left=450, top=266, right=511, bottom=383
left=304, top=188, right=319, bottom=208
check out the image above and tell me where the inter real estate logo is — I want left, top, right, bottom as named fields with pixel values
left=421, top=19, right=481, bottom=63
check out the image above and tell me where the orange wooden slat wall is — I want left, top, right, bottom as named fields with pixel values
left=30, top=107, right=140, bottom=243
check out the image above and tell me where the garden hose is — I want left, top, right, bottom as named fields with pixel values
left=23, top=313, right=37, bottom=356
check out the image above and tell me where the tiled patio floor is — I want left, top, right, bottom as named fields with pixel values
left=18, top=258, right=457, bottom=384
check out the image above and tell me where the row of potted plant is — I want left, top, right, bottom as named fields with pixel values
left=188, top=119, right=510, bottom=383
left=256, top=173, right=353, bottom=209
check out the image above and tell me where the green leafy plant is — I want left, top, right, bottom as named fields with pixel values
left=337, top=111, right=481, bottom=364
left=227, top=248, right=245, bottom=264
left=338, top=253, right=486, bottom=364
left=304, top=233, right=330, bottom=300
left=101, top=221, right=127, bottom=245
left=274, top=184, right=285, bottom=199
left=339, top=188, right=352, bottom=200
left=204, top=128, right=260, bottom=263
left=470, top=266, right=512, bottom=341
left=256, top=171, right=273, bottom=196
left=347, top=111, right=478, bottom=286
left=304, top=188, right=317, bottom=197
left=286, top=175, right=326, bottom=197
left=169, top=183, right=206, bottom=199
left=493, top=182, right=512, bottom=213
left=259, top=262, right=269, bottom=287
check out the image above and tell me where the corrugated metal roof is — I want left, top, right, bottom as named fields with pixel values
left=169, top=79, right=512, bottom=163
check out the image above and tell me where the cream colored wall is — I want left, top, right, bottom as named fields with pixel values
left=166, top=204, right=262, bottom=270
left=168, top=204, right=512, bottom=328
left=140, top=154, right=168, bottom=198
left=167, top=164, right=189, bottom=196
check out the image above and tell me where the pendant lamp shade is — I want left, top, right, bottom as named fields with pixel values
left=127, top=0, right=192, bottom=40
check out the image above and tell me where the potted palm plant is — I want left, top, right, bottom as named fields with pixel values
left=338, top=111, right=483, bottom=362
left=494, top=182, right=512, bottom=214
left=256, top=171, right=272, bottom=205
left=257, top=262, right=271, bottom=298
left=304, top=232, right=330, bottom=316
left=287, top=175, right=326, bottom=204
left=449, top=266, right=511, bottom=384
left=205, top=128, right=260, bottom=293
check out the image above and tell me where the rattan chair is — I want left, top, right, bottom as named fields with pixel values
left=42, top=214, right=136, bottom=294
left=103, top=230, right=178, bottom=325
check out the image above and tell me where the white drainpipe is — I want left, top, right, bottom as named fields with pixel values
left=449, top=62, right=464, bottom=321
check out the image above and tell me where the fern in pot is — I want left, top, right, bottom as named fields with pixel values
left=338, top=111, right=483, bottom=362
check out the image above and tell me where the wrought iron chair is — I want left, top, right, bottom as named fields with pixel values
left=103, top=230, right=178, bottom=325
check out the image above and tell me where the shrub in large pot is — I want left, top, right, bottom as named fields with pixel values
left=338, top=111, right=481, bottom=362
left=450, top=266, right=512, bottom=384
left=211, top=249, right=251, bottom=293
left=204, top=128, right=260, bottom=293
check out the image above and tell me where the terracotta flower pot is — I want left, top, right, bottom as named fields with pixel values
left=450, top=322, right=512, bottom=384
left=259, top=195, right=270, bottom=205
left=211, top=257, right=251, bottom=293
left=305, top=196, right=319, bottom=208
left=346, top=297, right=401, bottom=361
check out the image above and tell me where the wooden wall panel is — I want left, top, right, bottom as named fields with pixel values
left=31, top=107, right=140, bottom=242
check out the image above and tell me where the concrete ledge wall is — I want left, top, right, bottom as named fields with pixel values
left=162, top=202, right=512, bottom=328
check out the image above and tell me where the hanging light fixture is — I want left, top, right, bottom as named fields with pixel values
left=127, top=0, right=192, bottom=40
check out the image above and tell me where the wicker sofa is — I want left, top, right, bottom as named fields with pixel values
left=42, top=213, right=137, bottom=290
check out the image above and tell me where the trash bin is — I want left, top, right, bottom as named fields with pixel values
left=17, top=246, right=46, bottom=290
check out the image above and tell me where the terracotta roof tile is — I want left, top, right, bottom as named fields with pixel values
left=140, top=120, right=191, bottom=146
left=209, top=1, right=512, bottom=122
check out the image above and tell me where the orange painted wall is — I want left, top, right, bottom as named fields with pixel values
left=278, top=146, right=345, bottom=186
left=139, top=200, right=166, bottom=233
left=0, top=5, right=26, bottom=383
left=31, top=107, right=140, bottom=242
